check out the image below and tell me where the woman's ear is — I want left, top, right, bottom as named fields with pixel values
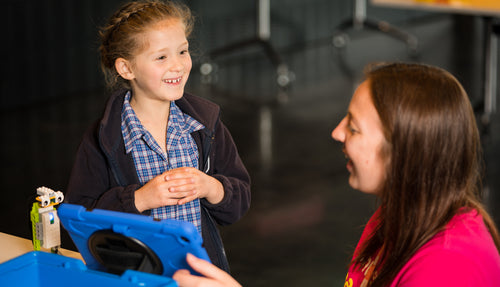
left=115, top=58, right=135, bottom=80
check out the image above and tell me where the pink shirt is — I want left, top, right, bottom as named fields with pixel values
left=345, top=208, right=500, bottom=287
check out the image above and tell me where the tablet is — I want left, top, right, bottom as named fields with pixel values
left=58, top=203, right=210, bottom=277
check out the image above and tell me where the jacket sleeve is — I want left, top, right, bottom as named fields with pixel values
left=201, top=120, right=251, bottom=226
left=65, top=123, right=142, bottom=214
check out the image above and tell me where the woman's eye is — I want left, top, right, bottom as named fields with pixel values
left=347, top=124, right=357, bottom=133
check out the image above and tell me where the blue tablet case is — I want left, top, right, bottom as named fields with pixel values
left=58, top=203, right=210, bottom=278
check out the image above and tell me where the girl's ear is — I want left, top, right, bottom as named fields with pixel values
left=115, top=58, right=135, bottom=80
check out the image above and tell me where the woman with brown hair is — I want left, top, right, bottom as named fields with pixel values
left=172, top=63, right=500, bottom=286
left=338, top=62, right=500, bottom=286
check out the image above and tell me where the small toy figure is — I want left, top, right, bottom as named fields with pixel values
left=30, top=186, right=64, bottom=253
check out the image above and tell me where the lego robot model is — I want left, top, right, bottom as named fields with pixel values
left=30, top=186, right=64, bottom=253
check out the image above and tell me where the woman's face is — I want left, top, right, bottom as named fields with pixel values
left=331, top=80, right=388, bottom=196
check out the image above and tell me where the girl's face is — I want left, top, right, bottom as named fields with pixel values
left=331, top=80, right=388, bottom=196
left=120, top=19, right=192, bottom=103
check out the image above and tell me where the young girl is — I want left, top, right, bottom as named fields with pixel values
left=171, top=63, right=500, bottom=286
left=65, top=0, right=251, bottom=272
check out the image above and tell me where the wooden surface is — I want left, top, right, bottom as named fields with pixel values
left=372, top=0, right=500, bottom=17
left=0, top=232, right=82, bottom=264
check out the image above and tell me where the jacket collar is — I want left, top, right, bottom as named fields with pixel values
left=98, top=88, right=220, bottom=157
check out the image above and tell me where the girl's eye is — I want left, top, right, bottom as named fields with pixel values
left=180, top=49, right=189, bottom=55
left=157, top=55, right=166, bottom=60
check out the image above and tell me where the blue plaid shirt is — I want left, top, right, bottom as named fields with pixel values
left=121, top=91, right=205, bottom=233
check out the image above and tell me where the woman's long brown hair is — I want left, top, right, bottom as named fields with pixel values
left=351, top=62, right=500, bottom=286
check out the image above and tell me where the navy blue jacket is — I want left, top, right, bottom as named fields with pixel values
left=65, top=88, right=251, bottom=272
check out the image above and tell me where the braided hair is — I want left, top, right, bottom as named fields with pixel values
left=99, top=0, right=194, bottom=89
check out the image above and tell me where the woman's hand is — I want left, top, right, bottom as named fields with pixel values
left=173, top=254, right=241, bottom=287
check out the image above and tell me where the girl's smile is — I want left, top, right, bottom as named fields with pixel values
left=163, top=77, right=183, bottom=84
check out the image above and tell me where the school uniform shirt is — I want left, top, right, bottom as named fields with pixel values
left=121, top=91, right=204, bottom=233
left=345, top=207, right=500, bottom=287
left=65, top=88, right=251, bottom=272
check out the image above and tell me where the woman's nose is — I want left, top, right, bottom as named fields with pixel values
left=331, top=118, right=346, bottom=142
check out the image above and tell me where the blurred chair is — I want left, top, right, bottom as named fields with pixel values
left=332, top=0, right=418, bottom=54
left=199, top=0, right=293, bottom=97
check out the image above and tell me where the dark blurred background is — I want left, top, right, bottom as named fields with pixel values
left=2, top=0, right=499, bottom=286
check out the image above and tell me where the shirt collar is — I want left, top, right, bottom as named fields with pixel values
left=169, top=100, right=205, bottom=134
left=122, top=91, right=145, bottom=153
left=121, top=91, right=205, bottom=154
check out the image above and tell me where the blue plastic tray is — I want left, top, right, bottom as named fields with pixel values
left=0, top=251, right=176, bottom=286
left=57, top=203, right=210, bottom=278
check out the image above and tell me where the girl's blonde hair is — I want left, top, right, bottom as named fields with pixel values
left=99, top=0, right=194, bottom=89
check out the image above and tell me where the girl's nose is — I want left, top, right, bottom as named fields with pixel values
left=169, top=55, right=184, bottom=72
